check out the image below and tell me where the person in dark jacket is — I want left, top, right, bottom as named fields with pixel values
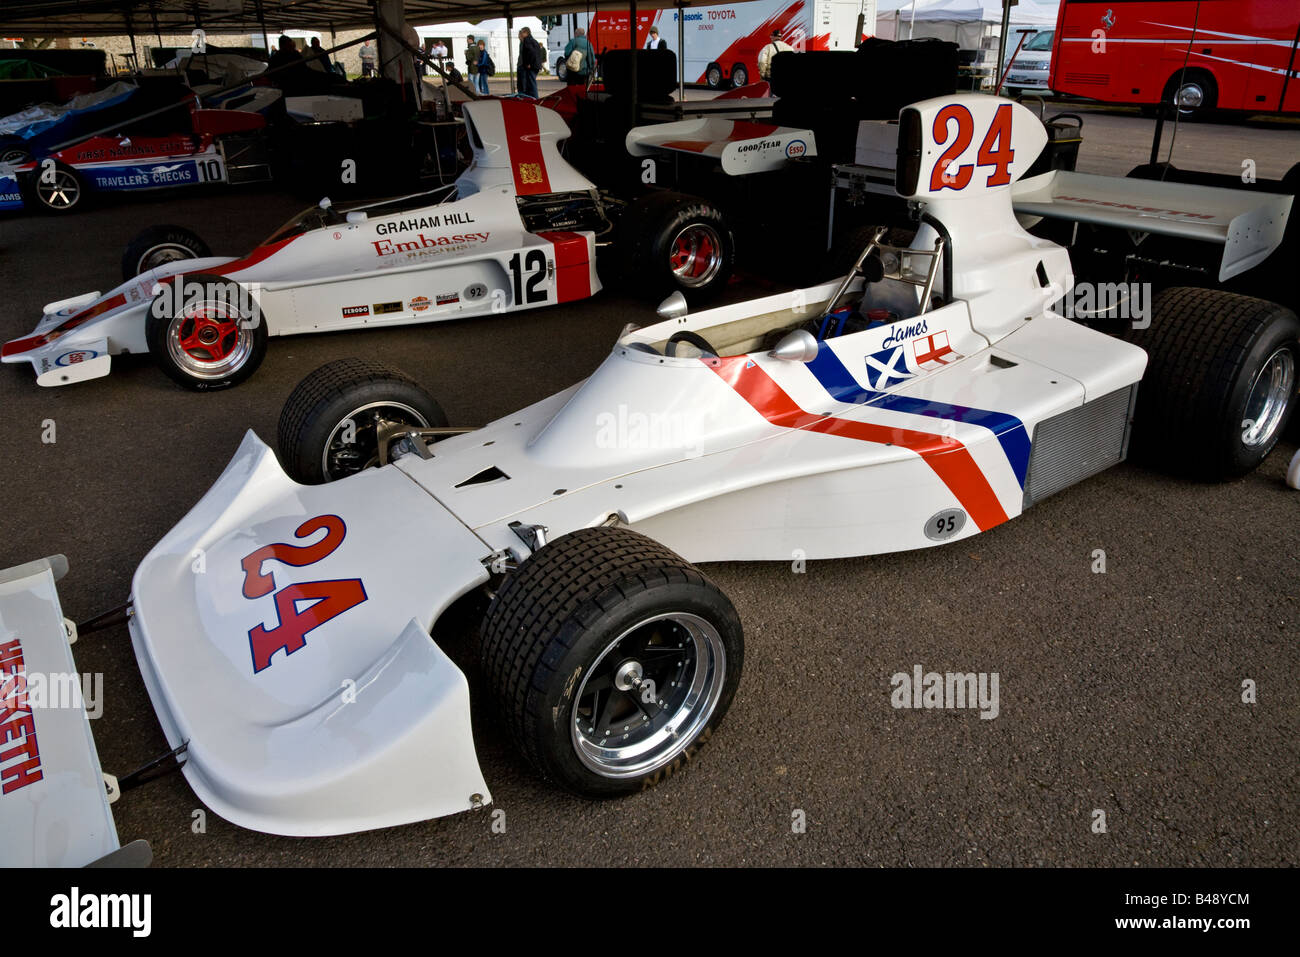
left=475, top=39, right=492, bottom=95
left=562, top=27, right=593, bottom=86
left=464, top=35, right=478, bottom=79
left=516, top=26, right=543, bottom=97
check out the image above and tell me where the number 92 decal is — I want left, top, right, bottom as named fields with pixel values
left=929, top=102, right=1015, bottom=192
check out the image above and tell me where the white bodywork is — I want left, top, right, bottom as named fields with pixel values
left=626, top=117, right=817, bottom=174
left=842, top=119, right=1294, bottom=283
left=1, top=100, right=602, bottom=386
left=3, top=96, right=1158, bottom=845
left=0, top=557, right=121, bottom=866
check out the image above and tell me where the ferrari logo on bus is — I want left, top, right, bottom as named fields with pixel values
left=518, top=162, right=544, bottom=185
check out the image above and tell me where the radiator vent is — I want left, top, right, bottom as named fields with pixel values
left=1023, top=385, right=1136, bottom=509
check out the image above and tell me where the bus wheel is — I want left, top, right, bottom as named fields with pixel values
left=705, top=62, right=723, bottom=89
left=729, top=62, right=749, bottom=88
left=1164, top=69, right=1217, bottom=121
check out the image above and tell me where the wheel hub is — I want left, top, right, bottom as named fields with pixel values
left=614, top=659, right=644, bottom=691
left=668, top=224, right=723, bottom=288
left=570, top=612, right=727, bottom=778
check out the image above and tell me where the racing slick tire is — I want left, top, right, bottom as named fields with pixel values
left=145, top=272, right=268, bottom=392
left=1126, top=287, right=1299, bottom=480
left=121, top=224, right=211, bottom=280
left=276, top=358, right=448, bottom=484
left=619, top=191, right=734, bottom=300
left=480, top=526, right=743, bottom=797
left=24, top=160, right=85, bottom=214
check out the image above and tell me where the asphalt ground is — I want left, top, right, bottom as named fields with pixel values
left=0, top=107, right=1296, bottom=867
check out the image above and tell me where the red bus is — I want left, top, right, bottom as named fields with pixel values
left=1049, top=1, right=1300, bottom=116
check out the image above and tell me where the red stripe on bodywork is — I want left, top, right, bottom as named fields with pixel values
left=6, top=234, right=298, bottom=357
left=500, top=101, right=552, bottom=196
left=707, top=355, right=1009, bottom=532
left=2, top=292, right=127, bottom=356
left=662, top=121, right=781, bottom=154
left=539, top=231, right=591, bottom=303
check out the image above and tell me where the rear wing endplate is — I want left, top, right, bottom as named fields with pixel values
left=1011, top=170, right=1294, bottom=281
left=626, top=118, right=816, bottom=175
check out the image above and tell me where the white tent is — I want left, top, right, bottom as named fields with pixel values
left=876, top=1, right=1058, bottom=63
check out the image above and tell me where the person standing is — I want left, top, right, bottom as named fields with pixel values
left=757, top=29, right=793, bottom=81
left=563, top=27, right=593, bottom=86
left=475, top=39, right=492, bottom=95
left=464, top=34, right=478, bottom=82
left=359, top=39, right=376, bottom=77
left=645, top=25, right=667, bottom=50
left=517, top=26, right=542, bottom=98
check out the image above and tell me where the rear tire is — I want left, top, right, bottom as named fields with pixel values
left=705, top=63, right=723, bottom=89
left=145, top=273, right=267, bottom=391
left=729, top=63, right=749, bottom=89
left=618, top=191, right=734, bottom=300
left=480, top=526, right=743, bottom=797
left=121, top=224, right=210, bottom=280
left=277, top=358, right=447, bottom=484
left=26, top=160, right=85, bottom=214
left=1127, top=287, right=1299, bottom=479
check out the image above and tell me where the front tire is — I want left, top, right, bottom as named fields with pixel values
left=480, top=526, right=743, bottom=797
left=145, top=273, right=267, bottom=391
left=121, top=224, right=210, bottom=280
left=705, top=62, right=723, bottom=89
left=618, top=191, right=734, bottom=299
left=277, top=358, right=447, bottom=484
left=1127, top=287, right=1299, bottom=479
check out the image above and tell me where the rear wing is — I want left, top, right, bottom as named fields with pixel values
left=1011, top=170, right=1294, bottom=281
left=0, top=557, right=145, bottom=867
left=626, top=118, right=816, bottom=175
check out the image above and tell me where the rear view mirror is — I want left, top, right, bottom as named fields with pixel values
left=657, top=292, right=688, bottom=321
left=769, top=329, right=819, bottom=362
left=346, top=211, right=368, bottom=224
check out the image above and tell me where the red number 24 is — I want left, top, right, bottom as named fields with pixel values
left=239, top=515, right=368, bottom=673
left=929, top=102, right=1016, bottom=192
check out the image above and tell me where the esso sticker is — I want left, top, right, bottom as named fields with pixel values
left=785, top=139, right=807, bottom=159
left=56, top=350, right=99, bottom=366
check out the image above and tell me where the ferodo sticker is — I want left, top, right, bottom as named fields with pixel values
left=341, top=305, right=369, bottom=318
left=925, top=509, right=967, bottom=542
left=373, top=301, right=403, bottom=315
left=409, top=296, right=431, bottom=312
left=785, top=139, right=807, bottom=159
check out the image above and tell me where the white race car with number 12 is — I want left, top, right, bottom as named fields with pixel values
left=1, top=99, right=605, bottom=391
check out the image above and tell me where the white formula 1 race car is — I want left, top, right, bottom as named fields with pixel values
left=0, top=99, right=732, bottom=392
left=4, top=95, right=1296, bottom=863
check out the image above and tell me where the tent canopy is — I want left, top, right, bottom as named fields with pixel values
left=877, top=1, right=1058, bottom=27
left=0, top=0, right=730, bottom=37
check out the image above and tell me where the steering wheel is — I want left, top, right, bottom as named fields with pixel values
left=666, top=330, right=719, bottom=358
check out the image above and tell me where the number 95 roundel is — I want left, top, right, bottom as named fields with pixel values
left=896, top=94, right=1047, bottom=201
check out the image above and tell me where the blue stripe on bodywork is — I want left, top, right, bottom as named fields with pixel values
left=807, top=343, right=1031, bottom=488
